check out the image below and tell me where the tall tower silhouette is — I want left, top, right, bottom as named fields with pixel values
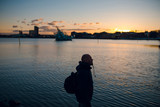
left=34, top=26, right=39, bottom=37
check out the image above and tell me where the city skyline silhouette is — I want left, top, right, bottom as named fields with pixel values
left=0, top=0, right=160, bottom=35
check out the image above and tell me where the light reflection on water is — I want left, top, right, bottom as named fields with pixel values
left=0, top=38, right=160, bottom=107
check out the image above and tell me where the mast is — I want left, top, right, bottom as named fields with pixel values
left=56, top=26, right=61, bottom=32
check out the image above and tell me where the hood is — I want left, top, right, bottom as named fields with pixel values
left=76, top=61, right=92, bottom=71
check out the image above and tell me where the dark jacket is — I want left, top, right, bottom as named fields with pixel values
left=75, top=61, right=93, bottom=103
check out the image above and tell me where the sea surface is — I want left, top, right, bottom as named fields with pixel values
left=0, top=38, right=160, bottom=107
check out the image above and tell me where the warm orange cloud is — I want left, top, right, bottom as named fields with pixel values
left=39, top=21, right=48, bottom=25
left=73, top=22, right=101, bottom=26
left=39, top=26, right=52, bottom=30
left=13, top=30, right=28, bottom=33
left=96, top=22, right=100, bottom=24
left=12, top=25, right=18, bottom=28
left=31, top=18, right=43, bottom=23
left=65, top=28, right=94, bottom=31
left=48, top=21, right=65, bottom=26
left=21, top=21, right=26, bottom=24
left=60, top=25, right=65, bottom=27
left=48, top=21, right=56, bottom=25
left=74, top=23, right=80, bottom=25
left=59, top=21, right=64, bottom=23
left=31, top=23, right=40, bottom=26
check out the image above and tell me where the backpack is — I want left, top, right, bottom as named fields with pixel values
left=64, top=72, right=77, bottom=94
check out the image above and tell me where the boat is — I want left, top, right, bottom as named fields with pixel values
left=55, top=26, right=72, bottom=41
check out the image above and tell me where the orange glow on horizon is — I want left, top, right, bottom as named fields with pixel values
left=0, top=26, right=158, bottom=35
left=114, top=28, right=131, bottom=32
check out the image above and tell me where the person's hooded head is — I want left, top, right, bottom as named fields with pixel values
left=81, top=54, right=93, bottom=65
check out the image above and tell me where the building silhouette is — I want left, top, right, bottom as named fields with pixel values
left=34, top=26, right=39, bottom=37
left=19, top=30, right=23, bottom=35
left=29, top=26, right=39, bottom=37
left=29, top=30, right=34, bottom=37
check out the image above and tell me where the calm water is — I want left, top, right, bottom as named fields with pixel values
left=0, top=38, right=160, bottom=107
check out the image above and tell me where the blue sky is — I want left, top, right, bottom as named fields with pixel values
left=0, top=0, right=160, bottom=34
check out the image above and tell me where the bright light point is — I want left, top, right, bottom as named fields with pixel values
left=115, top=28, right=131, bottom=32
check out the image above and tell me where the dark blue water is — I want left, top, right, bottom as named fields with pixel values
left=0, top=38, right=160, bottom=107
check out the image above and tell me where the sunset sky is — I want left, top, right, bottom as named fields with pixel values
left=0, top=0, right=160, bottom=35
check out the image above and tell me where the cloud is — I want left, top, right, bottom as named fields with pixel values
left=31, top=18, right=43, bottom=23
left=48, top=21, right=56, bottom=25
left=80, top=26, right=86, bottom=28
left=74, top=23, right=80, bottom=25
left=13, top=30, right=19, bottom=32
left=12, top=25, right=18, bottom=28
left=39, top=25, right=68, bottom=33
left=21, top=21, right=26, bottom=24
left=31, top=23, right=40, bottom=26
left=59, top=21, right=64, bottom=23
left=96, top=22, right=100, bottom=24
left=29, top=19, right=65, bottom=27
left=13, top=30, right=28, bottom=33
left=39, top=21, right=48, bottom=25
left=96, top=28, right=112, bottom=32
left=82, top=23, right=87, bottom=25
left=39, top=26, right=57, bottom=32
left=60, top=25, right=65, bottom=27
left=39, top=26, right=51, bottom=29
left=48, top=21, right=64, bottom=26
left=65, top=28, right=94, bottom=31
left=73, top=22, right=101, bottom=26
left=30, top=21, right=48, bottom=26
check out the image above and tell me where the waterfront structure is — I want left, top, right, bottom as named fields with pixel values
left=29, top=30, right=34, bottom=37
left=34, top=26, right=39, bottom=37
left=29, top=26, right=39, bottom=37
left=55, top=26, right=72, bottom=41
left=19, top=30, right=23, bottom=35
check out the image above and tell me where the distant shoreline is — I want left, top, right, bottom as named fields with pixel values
left=0, top=37, right=160, bottom=40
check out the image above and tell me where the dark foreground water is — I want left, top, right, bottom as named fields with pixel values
left=0, top=38, right=160, bottom=107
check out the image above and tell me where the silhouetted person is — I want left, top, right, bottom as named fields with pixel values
left=75, top=54, right=93, bottom=107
